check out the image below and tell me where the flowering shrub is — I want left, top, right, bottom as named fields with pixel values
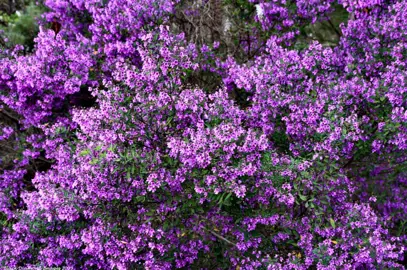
left=1, top=0, right=407, bottom=269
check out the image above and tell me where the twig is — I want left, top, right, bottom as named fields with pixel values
left=0, top=109, right=19, bottom=123
left=36, top=156, right=54, bottom=164
left=326, top=18, right=341, bottom=39
left=204, top=227, right=237, bottom=247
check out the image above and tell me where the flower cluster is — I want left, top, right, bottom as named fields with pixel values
left=0, top=0, right=407, bottom=269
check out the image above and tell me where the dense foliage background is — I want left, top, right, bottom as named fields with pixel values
left=1, top=0, right=407, bottom=269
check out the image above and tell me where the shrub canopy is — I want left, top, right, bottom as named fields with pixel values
left=1, top=0, right=407, bottom=269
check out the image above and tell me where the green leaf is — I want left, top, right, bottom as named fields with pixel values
left=329, top=218, right=336, bottom=229
left=135, top=196, right=145, bottom=203
left=80, top=149, right=91, bottom=156
left=90, top=158, right=98, bottom=165
left=299, top=194, right=308, bottom=201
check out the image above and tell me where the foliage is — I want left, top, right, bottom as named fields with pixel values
left=0, top=1, right=44, bottom=50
